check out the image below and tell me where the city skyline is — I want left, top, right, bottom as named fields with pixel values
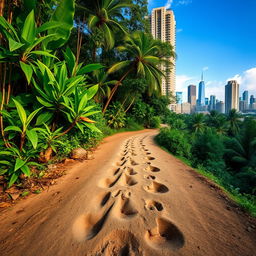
left=148, top=0, right=256, bottom=102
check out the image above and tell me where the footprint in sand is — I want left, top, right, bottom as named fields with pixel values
left=92, top=230, right=141, bottom=256
left=120, top=174, right=138, bottom=187
left=130, top=159, right=139, bottom=166
left=144, top=165, right=160, bottom=173
left=146, top=156, right=155, bottom=161
left=114, top=196, right=138, bottom=218
left=99, top=173, right=122, bottom=188
left=144, top=181, right=169, bottom=193
left=144, top=174, right=156, bottom=180
left=126, top=167, right=138, bottom=176
left=145, top=217, right=185, bottom=250
left=145, top=200, right=163, bottom=211
left=72, top=203, right=114, bottom=241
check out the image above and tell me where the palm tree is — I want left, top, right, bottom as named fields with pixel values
left=225, top=118, right=256, bottom=171
left=207, top=111, right=228, bottom=135
left=227, top=109, right=241, bottom=135
left=86, top=69, right=118, bottom=103
left=77, top=0, right=129, bottom=50
left=191, top=113, right=206, bottom=133
left=102, top=31, right=175, bottom=113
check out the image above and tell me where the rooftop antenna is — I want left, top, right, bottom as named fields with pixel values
left=201, top=71, right=204, bottom=81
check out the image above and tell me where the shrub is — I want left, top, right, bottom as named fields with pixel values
left=148, top=116, right=161, bottom=128
left=191, top=128, right=225, bottom=173
left=156, top=128, right=191, bottom=158
left=105, top=102, right=126, bottom=129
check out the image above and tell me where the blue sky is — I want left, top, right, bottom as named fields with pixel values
left=148, top=0, right=256, bottom=101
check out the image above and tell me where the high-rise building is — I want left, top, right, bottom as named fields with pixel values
left=188, top=85, right=196, bottom=112
left=242, top=91, right=249, bottom=109
left=225, top=80, right=239, bottom=113
left=205, top=98, right=209, bottom=106
left=250, top=95, right=255, bottom=104
left=176, top=92, right=183, bottom=104
left=209, top=95, right=216, bottom=111
left=250, top=95, right=255, bottom=110
left=216, top=101, right=225, bottom=113
left=198, top=74, right=205, bottom=106
left=181, top=102, right=191, bottom=114
left=239, top=100, right=246, bottom=112
left=150, top=7, right=176, bottom=96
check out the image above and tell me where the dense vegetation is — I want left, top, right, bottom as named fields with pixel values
left=156, top=110, right=256, bottom=215
left=0, top=0, right=254, bottom=218
left=0, top=0, right=174, bottom=189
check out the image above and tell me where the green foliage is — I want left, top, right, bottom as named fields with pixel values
left=191, top=129, right=225, bottom=173
left=48, top=0, right=75, bottom=49
left=148, top=116, right=161, bottom=129
left=105, top=102, right=126, bottom=129
left=156, top=128, right=191, bottom=158
left=224, top=118, right=256, bottom=172
left=0, top=146, right=42, bottom=188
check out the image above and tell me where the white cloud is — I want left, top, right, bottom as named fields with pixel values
left=177, top=0, right=192, bottom=5
left=205, top=81, right=225, bottom=101
left=228, top=67, right=256, bottom=95
left=203, top=66, right=209, bottom=71
left=165, top=0, right=173, bottom=9
left=176, top=75, right=197, bottom=102
left=176, top=28, right=183, bottom=33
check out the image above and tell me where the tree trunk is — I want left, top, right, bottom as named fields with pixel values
left=102, top=70, right=131, bottom=114
left=125, top=97, right=135, bottom=113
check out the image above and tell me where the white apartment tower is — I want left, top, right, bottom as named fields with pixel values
left=225, top=80, right=240, bottom=113
left=150, top=7, right=176, bottom=96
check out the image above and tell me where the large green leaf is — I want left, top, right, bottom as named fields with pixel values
left=21, top=10, right=36, bottom=44
left=63, top=47, right=76, bottom=75
left=37, top=21, right=62, bottom=34
left=48, top=0, right=75, bottom=49
left=0, top=16, right=19, bottom=41
left=30, top=51, right=58, bottom=59
left=36, top=112, right=54, bottom=126
left=9, top=38, right=24, bottom=52
left=78, top=94, right=88, bottom=113
left=84, top=122, right=102, bottom=133
left=21, top=165, right=31, bottom=177
left=13, top=99, right=27, bottom=127
left=14, top=158, right=26, bottom=172
left=26, top=107, right=43, bottom=127
left=77, top=64, right=104, bottom=75
left=4, top=126, right=22, bottom=133
left=26, top=129, right=38, bottom=149
left=36, top=97, right=54, bottom=108
left=20, top=61, right=33, bottom=84
left=86, top=84, right=99, bottom=100
left=8, top=173, right=19, bottom=188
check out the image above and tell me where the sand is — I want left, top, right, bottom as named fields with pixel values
left=0, top=130, right=255, bottom=256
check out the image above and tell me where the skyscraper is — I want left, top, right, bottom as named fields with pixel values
left=209, top=95, right=216, bottom=111
left=216, top=101, right=225, bottom=113
left=242, top=90, right=249, bottom=110
left=250, top=95, right=255, bottom=110
left=188, top=85, right=196, bottom=112
left=198, top=74, right=205, bottom=106
left=176, top=92, right=183, bottom=104
left=225, top=80, right=239, bottom=113
left=150, top=7, right=176, bottom=96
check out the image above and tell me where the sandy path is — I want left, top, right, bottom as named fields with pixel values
left=0, top=130, right=255, bottom=256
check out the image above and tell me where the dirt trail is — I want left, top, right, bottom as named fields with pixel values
left=0, top=130, right=255, bottom=256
